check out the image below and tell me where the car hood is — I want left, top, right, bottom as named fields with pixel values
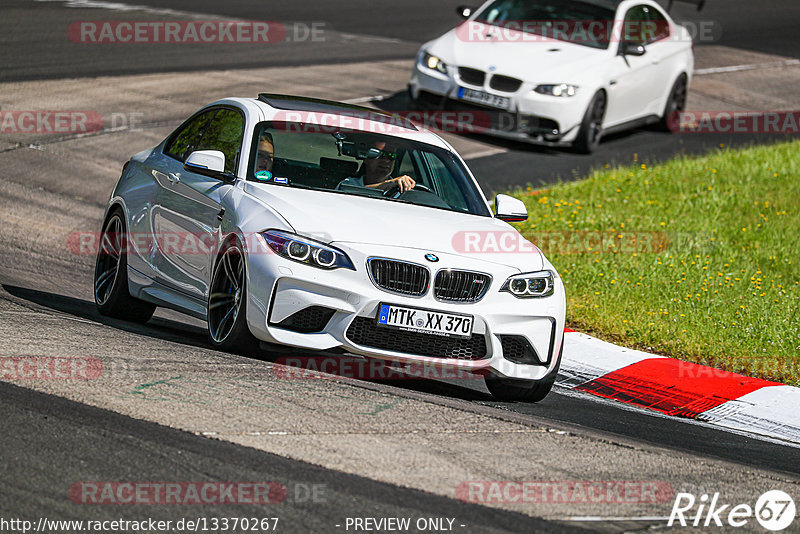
left=243, top=182, right=543, bottom=271
left=429, top=23, right=607, bottom=82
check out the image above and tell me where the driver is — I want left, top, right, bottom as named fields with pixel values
left=337, top=141, right=416, bottom=193
left=255, top=132, right=275, bottom=175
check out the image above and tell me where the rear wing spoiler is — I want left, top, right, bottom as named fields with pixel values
left=667, top=0, right=706, bottom=11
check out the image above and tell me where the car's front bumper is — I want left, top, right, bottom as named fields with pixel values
left=245, top=241, right=566, bottom=381
left=409, top=61, right=591, bottom=145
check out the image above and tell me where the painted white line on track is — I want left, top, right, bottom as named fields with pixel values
left=695, top=59, right=800, bottom=75
left=33, top=0, right=218, bottom=18
left=464, top=148, right=508, bottom=160
left=336, top=32, right=404, bottom=45
left=341, top=95, right=389, bottom=104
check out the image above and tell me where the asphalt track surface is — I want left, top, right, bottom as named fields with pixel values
left=6, top=283, right=800, bottom=479
left=2, top=1, right=800, bottom=531
left=2, top=0, right=798, bottom=82
left=0, top=380, right=583, bottom=534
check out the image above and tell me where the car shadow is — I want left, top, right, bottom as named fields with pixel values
left=3, top=284, right=211, bottom=349
left=2, top=284, right=493, bottom=402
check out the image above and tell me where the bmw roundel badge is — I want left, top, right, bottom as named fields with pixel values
left=425, top=253, right=439, bottom=262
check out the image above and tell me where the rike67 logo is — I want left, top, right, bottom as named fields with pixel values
left=669, top=490, right=796, bottom=531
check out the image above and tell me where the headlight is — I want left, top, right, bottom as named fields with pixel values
left=261, top=230, right=355, bottom=271
left=501, top=271, right=555, bottom=298
left=422, top=52, right=448, bottom=74
left=534, top=84, right=579, bottom=97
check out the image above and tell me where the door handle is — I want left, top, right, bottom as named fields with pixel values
left=168, top=173, right=181, bottom=184
left=217, top=208, right=225, bottom=221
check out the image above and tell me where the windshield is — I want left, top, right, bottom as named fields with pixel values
left=247, top=122, right=491, bottom=217
left=473, top=0, right=616, bottom=50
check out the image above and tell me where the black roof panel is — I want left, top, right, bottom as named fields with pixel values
left=257, top=93, right=418, bottom=132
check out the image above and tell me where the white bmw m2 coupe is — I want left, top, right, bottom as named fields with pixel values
left=94, top=94, right=566, bottom=401
left=409, top=0, right=694, bottom=152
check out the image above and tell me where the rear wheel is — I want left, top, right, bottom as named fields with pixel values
left=572, top=91, right=606, bottom=154
left=485, top=344, right=563, bottom=402
left=659, top=74, right=688, bottom=132
left=94, top=209, right=156, bottom=323
left=207, top=238, right=260, bottom=355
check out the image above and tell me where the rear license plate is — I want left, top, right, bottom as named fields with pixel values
left=458, top=87, right=511, bottom=109
left=376, top=303, right=473, bottom=339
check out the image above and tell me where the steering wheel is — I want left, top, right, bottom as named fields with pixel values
left=383, top=183, right=434, bottom=198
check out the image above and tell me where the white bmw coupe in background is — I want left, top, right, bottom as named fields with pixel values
left=409, top=0, right=694, bottom=152
left=94, top=94, right=566, bottom=401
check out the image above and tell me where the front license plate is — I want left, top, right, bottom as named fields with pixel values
left=376, top=303, right=473, bottom=339
left=458, top=87, right=511, bottom=110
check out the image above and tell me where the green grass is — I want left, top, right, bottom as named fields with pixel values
left=509, top=141, right=800, bottom=385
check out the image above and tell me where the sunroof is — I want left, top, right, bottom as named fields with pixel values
left=257, top=93, right=418, bottom=132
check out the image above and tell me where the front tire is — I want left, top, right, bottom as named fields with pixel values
left=407, top=84, right=418, bottom=109
left=572, top=91, right=606, bottom=154
left=94, top=209, right=156, bottom=323
left=659, top=74, right=688, bottom=132
left=207, top=238, right=260, bottom=355
left=485, top=344, right=563, bottom=402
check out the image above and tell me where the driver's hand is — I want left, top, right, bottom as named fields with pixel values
left=384, top=175, right=416, bottom=193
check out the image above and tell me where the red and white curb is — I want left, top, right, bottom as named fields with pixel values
left=558, top=329, right=800, bottom=445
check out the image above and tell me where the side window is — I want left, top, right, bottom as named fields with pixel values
left=419, top=152, right=469, bottom=212
left=646, top=7, right=670, bottom=43
left=164, top=110, right=216, bottom=162
left=623, top=5, right=670, bottom=45
left=622, top=6, right=649, bottom=45
left=193, top=109, right=246, bottom=174
left=396, top=150, right=418, bottom=180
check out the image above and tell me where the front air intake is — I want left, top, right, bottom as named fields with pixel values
left=271, top=306, right=335, bottom=333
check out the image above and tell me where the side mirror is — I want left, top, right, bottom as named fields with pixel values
left=456, top=5, right=475, bottom=18
left=619, top=41, right=646, bottom=57
left=494, top=194, right=528, bottom=222
left=184, top=150, right=231, bottom=181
